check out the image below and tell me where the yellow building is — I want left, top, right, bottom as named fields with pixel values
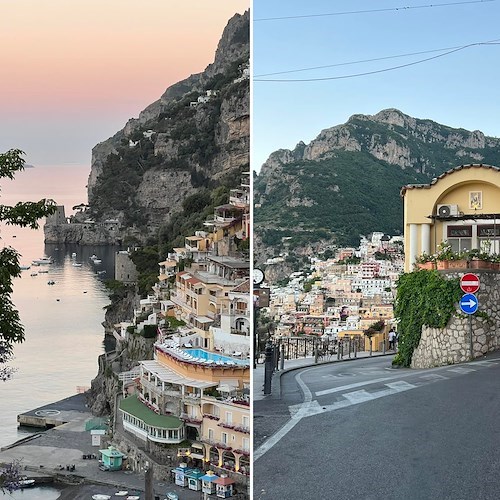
left=401, top=164, right=500, bottom=271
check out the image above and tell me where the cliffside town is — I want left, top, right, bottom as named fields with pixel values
left=262, top=232, right=404, bottom=352
left=86, top=167, right=250, bottom=491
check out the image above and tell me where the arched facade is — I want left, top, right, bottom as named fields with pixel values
left=401, top=164, right=500, bottom=271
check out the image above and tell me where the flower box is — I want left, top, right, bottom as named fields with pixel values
left=470, top=259, right=493, bottom=270
left=416, top=261, right=436, bottom=270
left=446, top=259, right=468, bottom=270
left=436, top=260, right=449, bottom=270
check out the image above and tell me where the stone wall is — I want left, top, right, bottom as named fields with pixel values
left=411, top=270, right=500, bottom=368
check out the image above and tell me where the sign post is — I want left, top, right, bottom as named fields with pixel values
left=460, top=273, right=480, bottom=294
left=460, top=273, right=480, bottom=360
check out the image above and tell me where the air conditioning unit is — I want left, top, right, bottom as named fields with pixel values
left=437, top=204, right=459, bottom=217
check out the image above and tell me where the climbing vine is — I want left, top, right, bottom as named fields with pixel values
left=393, top=270, right=462, bottom=367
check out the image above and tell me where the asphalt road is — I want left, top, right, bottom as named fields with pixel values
left=254, top=353, right=500, bottom=500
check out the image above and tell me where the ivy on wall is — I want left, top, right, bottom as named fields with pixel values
left=393, top=270, right=462, bottom=367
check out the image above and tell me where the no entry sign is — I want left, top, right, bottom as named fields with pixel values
left=460, top=273, right=480, bottom=294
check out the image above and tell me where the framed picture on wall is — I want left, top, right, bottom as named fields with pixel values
left=469, top=191, right=482, bottom=210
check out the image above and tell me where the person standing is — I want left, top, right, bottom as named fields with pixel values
left=388, top=328, right=396, bottom=350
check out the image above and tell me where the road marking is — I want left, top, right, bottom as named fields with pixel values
left=315, top=370, right=420, bottom=397
left=319, top=382, right=417, bottom=413
left=343, top=390, right=376, bottom=403
left=255, top=360, right=489, bottom=462
left=254, top=367, right=316, bottom=462
left=447, top=367, right=476, bottom=374
left=385, top=381, right=417, bottom=391
left=419, top=373, right=448, bottom=381
left=469, top=360, right=498, bottom=367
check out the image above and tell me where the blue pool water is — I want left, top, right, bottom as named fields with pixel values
left=184, top=349, right=249, bottom=365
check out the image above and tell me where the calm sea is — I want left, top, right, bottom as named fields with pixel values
left=0, top=165, right=118, bottom=456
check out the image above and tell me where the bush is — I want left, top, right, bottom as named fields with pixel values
left=393, top=270, right=461, bottom=367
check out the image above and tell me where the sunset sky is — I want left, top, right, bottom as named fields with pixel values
left=0, top=1, right=248, bottom=166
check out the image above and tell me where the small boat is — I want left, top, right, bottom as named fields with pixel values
left=72, top=262, right=82, bottom=267
left=114, top=492, right=129, bottom=497
left=47, top=280, right=55, bottom=285
left=30, top=272, right=38, bottom=277
left=38, top=269, right=49, bottom=273
left=19, top=478, right=35, bottom=488
left=32, top=257, right=52, bottom=265
left=92, top=259, right=102, bottom=264
left=97, top=270, right=107, bottom=275
left=71, top=252, right=77, bottom=257
left=90, top=254, right=98, bottom=260
left=92, top=495, right=111, bottom=500
left=20, top=265, right=31, bottom=270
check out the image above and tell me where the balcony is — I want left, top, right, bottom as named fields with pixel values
left=180, top=412, right=203, bottom=425
left=233, top=308, right=249, bottom=317
left=184, top=394, right=202, bottom=405
left=230, top=328, right=250, bottom=336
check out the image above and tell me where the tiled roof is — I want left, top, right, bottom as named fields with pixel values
left=400, top=164, right=500, bottom=197
left=119, top=395, right=182, bottom=428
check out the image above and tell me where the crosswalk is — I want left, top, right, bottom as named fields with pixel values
left=308, top=359, right=498, bottom=415
left=255, top=359, right=499, bottom=461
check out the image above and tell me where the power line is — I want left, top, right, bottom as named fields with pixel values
left=255, top=45, right=471, bottom=78
left=254, top=0, right=496, bottom=22
left=254, top=40, right=500, bottom=82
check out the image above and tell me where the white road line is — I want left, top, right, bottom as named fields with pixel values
left=343, top=390, right=376, bottom=403
left=315, top=370, right=420, bottom=397
left=319, top=382, right=417, bottom=413
left=385, top=381, right=417, bottom=391
left=420, top=373, right=448, bottom=381
left=469, top=360, right=498, bottom=366
left=447, top=367, right=476, bottom=374
left=254, top=367, right=315, bottom=462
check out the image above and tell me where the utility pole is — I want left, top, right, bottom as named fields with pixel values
left=145, top=462, right=154, bottom=500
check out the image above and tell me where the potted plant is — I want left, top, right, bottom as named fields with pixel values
left=414, top=252, right=436, bottom=270
left=435, top=241, right=455, bottom=270
left=468, top=248, right=494, bottom=270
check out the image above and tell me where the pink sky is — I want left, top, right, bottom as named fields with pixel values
left=0, top=1, right=249, bottom=165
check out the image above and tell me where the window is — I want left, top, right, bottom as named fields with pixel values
left=221, top=432, right=228, bottom=444
left=478, top=225, right=500, bottom=253
left=447, top=225, right=472, bottom=253
left=242, top=438, right=250, bottom=451
left=208, top=428, right=214, bottom=440
left=225, top=412, right=232, bottom=424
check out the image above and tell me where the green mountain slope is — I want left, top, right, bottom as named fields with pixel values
left=255, top=109, right=500, bottom=260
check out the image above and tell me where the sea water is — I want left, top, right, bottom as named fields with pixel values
left=0, top=166, right=115, bottom=449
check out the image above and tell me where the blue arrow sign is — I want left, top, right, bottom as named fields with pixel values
left=460, top=293, right=478, bottom=314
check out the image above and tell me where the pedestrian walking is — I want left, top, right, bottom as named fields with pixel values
left=388, top=328, right=396, bottom=350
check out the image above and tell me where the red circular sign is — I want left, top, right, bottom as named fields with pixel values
left=460, top=273, right=480, bottom=293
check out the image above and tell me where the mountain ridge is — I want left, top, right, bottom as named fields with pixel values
left=255, top=109, right=500, bottom=269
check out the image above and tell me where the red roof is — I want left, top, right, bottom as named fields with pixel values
left=214, top=476, right=235, bottom=485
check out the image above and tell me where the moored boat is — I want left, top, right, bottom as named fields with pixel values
left=19, top=478, right=35, bottom=488
left=32, top=257, right=53, bottom=265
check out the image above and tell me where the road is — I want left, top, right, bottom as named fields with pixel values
left=254, top=353, right=500, bottom=500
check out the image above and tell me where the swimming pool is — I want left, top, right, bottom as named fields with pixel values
left=183, top=348, right=249, bottom=366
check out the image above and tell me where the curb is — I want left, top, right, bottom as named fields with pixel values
left=270, top=352, right=396, bottom=398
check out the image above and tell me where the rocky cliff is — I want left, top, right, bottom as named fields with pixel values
left=255, top=109, right=500, bottom=267
left=46, top=10, right=249, bottom=245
